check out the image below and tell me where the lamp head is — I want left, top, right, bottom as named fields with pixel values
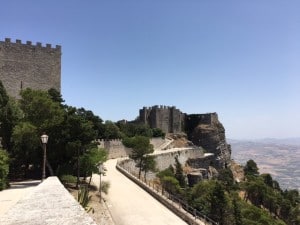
left=41, top=133, right=49, bottom=144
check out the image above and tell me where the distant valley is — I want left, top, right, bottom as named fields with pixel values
left=229, top=138, right=300, bottom=191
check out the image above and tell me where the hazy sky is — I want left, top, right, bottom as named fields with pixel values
left=1, top=0, right=299, bottom=139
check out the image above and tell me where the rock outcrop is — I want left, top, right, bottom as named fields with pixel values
left=186, top=113, right=231, bottom=169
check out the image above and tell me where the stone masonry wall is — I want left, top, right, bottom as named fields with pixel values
left=0, top=38, right=61, bottom=98
left=96, top=139, right=132, bottom=159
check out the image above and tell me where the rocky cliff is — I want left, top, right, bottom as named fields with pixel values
left=185, top=113, right=231, bottom=169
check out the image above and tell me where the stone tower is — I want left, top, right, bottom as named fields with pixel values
left=139, top=105, right=185, bottom=134
left=0, top=38, right=61, bottom=98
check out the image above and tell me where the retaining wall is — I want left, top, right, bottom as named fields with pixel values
left=119, top=147, right=206, bottom=180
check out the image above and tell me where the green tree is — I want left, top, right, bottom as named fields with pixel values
left=51, top=106, right=98, bottom=183
left=76, top=107, right=104, bottom=138
left=79, top=147, right=107, bottom=184
left=174, top=156, right=185, bottom=187
left=0, top=81, right=22, bottom=152
left=209, top=182, right=228, bottom=224
left=218, top=168, right=235, bottom=191
left=0, top=98, right=22, bottom=152
left=261, top=173, right=274, bottom=188
left=0, top=149, right=9, bottom=190
left=233, top=197, right=242, bottom=225
left=141, top=155, right=156, bottom=181
left=243, top=177, right=267, bottom=207
left=103, top=121, right=122, bottom=139
left=161, top=176, right=181, bottom=196
left=191, top=180, right=217, bottom=214
left=244, top=159, right=259, bottom=177
left=124, top=136, right=154, bottom=179
left=19, top=88, right=64, bottom=132
left=48, top=88, right=64, bottom=104
left=11, top=122, right=40, bottom=178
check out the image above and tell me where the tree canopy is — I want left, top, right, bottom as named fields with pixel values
left=123, top=136, right=154, bottom=179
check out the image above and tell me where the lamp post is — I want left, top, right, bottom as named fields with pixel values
left=97, top=163, right=103, bottom=202
left=41, top=133, right=49, bottom=181
left=97, top=163, right=106, bottom=202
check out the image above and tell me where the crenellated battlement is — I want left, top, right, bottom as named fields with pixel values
left=2, top=38, right=61, bottom=51
left=142, top=105, right=177, bottom=111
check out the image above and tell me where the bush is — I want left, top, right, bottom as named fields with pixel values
left=0, top=149, right=9, bottom=190
left=59, top=174, right=77, bottom=185
left=78, top=185, right=94, bottom=213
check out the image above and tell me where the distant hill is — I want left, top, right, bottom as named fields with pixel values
left=228, top=139, right=300, bottom=191
left=228, top=137, right=300, bottom=146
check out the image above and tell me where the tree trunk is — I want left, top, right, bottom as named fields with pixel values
left=88, top=174, right=92, bottom=187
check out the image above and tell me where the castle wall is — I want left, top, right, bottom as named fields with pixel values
left=96, top=139, right=132, bottom=159
left=0, top=38, right=61, bottom=98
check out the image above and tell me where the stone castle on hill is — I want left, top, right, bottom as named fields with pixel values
left=139, top=105, right=231, bottom=168
left=0, top=38, right=61, bottom=98
left=139, top=105, right=219, bottom=135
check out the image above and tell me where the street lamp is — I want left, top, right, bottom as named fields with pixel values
left=97, top=163, right=106, bottom=202
left=41, top=133, right=49, bottom=181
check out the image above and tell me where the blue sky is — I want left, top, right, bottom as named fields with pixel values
left=1, top=0, right=299, bottom=139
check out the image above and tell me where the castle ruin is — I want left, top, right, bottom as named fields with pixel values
left=0, top=38, right=61, bottom=98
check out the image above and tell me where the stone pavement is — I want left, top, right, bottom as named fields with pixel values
left=0, top=177, right=97, bottom=225
left=0, top=180, right=40, bottom=216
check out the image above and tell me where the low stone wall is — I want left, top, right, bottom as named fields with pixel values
left=0, top=177, right=97, bottom=225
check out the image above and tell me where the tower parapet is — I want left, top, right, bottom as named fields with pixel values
left=3, top=38, right=61, bottom=50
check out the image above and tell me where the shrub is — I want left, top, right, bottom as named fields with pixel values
left=59, top=174, right=77, bottom=185
left=78, top=185, right=94, bottom=213
left=0, top=149, right=9, bottom=190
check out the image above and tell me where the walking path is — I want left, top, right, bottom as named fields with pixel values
left=92, top=159, right=188, bottom=225
left=0, top=180, right=40, bottom=216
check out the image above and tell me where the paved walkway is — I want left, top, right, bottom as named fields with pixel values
left=0, top=180, right=40, bottom=216
left=92, top=159, right=188, bottom=225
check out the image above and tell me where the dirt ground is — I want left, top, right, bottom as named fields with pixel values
left=67, top=185, right=114, bottom=225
